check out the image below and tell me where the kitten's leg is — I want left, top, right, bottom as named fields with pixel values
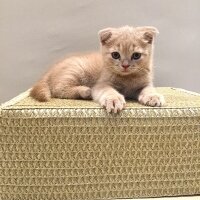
left=53, top=86, right=92, bottom=99
left=138, top=86, right=165, bottom=107
left=92, top=83, right=126, bottom=113
left=76, top=86, right=92, bottom=99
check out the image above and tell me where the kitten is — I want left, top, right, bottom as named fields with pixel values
left=30, top=26, right=165, bottom=113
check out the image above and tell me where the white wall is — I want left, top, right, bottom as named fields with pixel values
left=1, top=0, right=200, bottom=103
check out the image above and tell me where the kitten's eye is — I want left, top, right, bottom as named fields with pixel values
left=131, top=52, right=141, bottom=60
left=111, top=52, right=120, bottom=59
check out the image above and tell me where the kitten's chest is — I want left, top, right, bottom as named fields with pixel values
left=113, top=76, right=146, bottom=99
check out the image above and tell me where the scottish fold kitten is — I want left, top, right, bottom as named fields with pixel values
left=30, top=26, right=165, bottom=112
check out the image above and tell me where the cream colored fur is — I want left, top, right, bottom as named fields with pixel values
left=30, top=26, right=165, bottom=113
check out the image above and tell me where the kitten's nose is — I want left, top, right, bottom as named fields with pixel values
left=122, top=64, right=130, bottom=69
left=122, top=60, right=130, bottom=69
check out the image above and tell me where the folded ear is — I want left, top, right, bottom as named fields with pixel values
left=137, top=26, right=159, bottom=44
left=98, top=28, right=115, bottom=45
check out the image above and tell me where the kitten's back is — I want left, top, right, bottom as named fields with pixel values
left=30, top=52, right=103, bottom=101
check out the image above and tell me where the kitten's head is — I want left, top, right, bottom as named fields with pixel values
left=98, top=26, right=158, bottom=76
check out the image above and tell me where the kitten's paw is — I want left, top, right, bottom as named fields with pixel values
left=138, top=93, right=165, bottom=107
left=101, top=95, right=126, bottom=113
left=79, top=87, right=92, bottom=99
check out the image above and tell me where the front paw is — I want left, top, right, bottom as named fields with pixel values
left=138, top=93, right=165, bottom=107
left=100, top=94, right=126, bottom=113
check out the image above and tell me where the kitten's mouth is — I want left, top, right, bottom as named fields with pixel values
left=122, top=68, right=129, bottom=73
left=121, top=70, right=131, bottom=75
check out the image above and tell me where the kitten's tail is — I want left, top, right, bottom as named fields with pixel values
left=30, top=79, right=51, bottom=102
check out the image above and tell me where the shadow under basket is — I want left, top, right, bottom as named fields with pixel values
left=0, top=87, right=200, bottom=200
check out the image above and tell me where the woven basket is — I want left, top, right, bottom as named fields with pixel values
left=0, top=87, right=200, bottom=200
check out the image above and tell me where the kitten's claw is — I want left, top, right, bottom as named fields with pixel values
left=101, top=95, right=126, bottom=113
left=138, top=93, right=165, bottom=107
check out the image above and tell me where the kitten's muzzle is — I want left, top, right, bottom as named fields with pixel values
left=122, top=59, right=130, bottom=69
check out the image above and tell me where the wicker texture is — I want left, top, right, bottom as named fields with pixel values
left=0, top=87, right=200, bottom=200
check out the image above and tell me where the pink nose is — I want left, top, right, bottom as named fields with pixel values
left=122, top=64, right=130, bottom=69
